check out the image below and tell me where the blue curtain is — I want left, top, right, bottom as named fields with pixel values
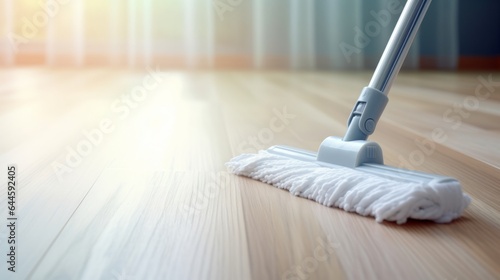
left=274, top=0, right=459, bottom=70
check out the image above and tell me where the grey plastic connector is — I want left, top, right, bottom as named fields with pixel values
left=344, top=87, right=389, bottom=141
left=317, top=136, right=384, bottom=168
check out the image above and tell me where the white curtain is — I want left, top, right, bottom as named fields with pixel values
left=0, top=0, right=458, bottom=69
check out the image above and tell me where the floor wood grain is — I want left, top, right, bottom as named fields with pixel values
left=0, top=68, right=499, bottom=280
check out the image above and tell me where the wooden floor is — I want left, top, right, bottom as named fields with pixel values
left=0, top=67, right=499, bottom=280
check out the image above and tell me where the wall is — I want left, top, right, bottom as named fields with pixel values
left=458, top=0, right=500, bottom=56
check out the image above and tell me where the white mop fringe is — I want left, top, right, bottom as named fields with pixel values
left=226, top=151, right=471, bottom=224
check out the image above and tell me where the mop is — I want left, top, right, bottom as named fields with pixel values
left=226, top=0, right=471, bottom=224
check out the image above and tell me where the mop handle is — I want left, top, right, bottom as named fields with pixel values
left=343, top=0, right=432, bottom=141
left=369, top=0, right=432, bottom=94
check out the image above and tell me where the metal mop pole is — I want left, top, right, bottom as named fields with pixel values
left=343, top=0, right=433, bottom=141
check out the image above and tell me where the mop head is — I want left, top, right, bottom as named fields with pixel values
left=226, top=151, right=471, bottom=224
